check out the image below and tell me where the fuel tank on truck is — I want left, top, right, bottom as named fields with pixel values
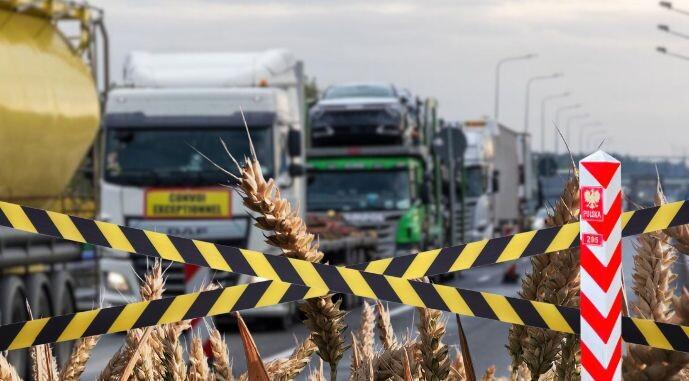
left=0, top=7, right=99, bottom=211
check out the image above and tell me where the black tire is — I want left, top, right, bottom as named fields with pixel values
left=0, top=276, right=29, bottom=379
left=51, top=271, right=76, bottom=367
left=26, top=273, right=53, bottom=319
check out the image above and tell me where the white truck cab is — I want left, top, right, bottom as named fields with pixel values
left=99, top=50, right=305, bottom=324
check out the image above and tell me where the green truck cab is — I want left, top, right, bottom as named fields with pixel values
left=306, top=146, right=442, bottom=259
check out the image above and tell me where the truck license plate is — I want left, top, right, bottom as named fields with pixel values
left=145, top=188, right=231, bottom=219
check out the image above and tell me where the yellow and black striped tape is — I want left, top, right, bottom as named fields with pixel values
left=1, top=277, right=688, bottom=353
left=1, top=200, right=687, bottom=280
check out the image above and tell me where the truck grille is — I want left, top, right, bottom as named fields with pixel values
left=342, top=215, right=399, bottom=259
left=132, top=239, right=242, bottom=296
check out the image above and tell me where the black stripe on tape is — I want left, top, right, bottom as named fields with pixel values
left=458, top=290, right=498, bottom=321
left=314, top=263, right=353, bottom=295
left=506, top=298, right=548, bottom=329
left=120, top=226, right=158, bottom=257
left=168, top=235, right=208, bottom=268
left=233, top=281, right=271, bottom=311
left=83, top=305, right=125, bottom=338
left=410, top=283, right=449, bottom=311
left=0, top=208, right=11, bottom=228
left=70, top=216, right=110, bottom=248
left=560, top=306, right=580, bottom=333
left=623, top=206, right=657, bottom=236
left=280, top=284, right=311, bottom=304
left=657, top=321, right=689, bottom=353
left=22, top=207, right=61, bottom=238
left=265, top=255, right=305, bottom=285
left=183, top=288, right=224, bottom=320
left=361, top=273, right=402, bottom=304
left=426, top=246, right=462, bottom=276
left=134, top=298, right=175, bottom=328
left=670, top=201, right=689, bottom=229
left=383, top=255, right=416, bottom=277
left=0, top=322, right=25, bottom=351
left=622, top=318, right=649, bottom=347
left=217, top=245, right=256, bottom=276
left=472, top=235, right=511, bottom=267
left=34, top=314, right=73, bottom=346
left=523, top=226, right=561, bottom=257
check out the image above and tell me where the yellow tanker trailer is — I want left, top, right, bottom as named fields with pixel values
left=0, top=1, right=107, bottom=376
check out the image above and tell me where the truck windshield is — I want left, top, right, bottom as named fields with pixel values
left=323, top=84, right=394, bottom=99
left=464, top=166, right=485, bottom=198
left=307, top=169, right=411, bottom=212
left=104, top=127, right=273, bottom=186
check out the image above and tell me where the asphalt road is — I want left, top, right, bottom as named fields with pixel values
left=82, top=237, right=689, bottom=379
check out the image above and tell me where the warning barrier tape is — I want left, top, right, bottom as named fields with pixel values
left=0, top=201, right=689, bottom=352
left=1, top=278, right=688, bottom=353
left=1, top=200, right=688, bottom=280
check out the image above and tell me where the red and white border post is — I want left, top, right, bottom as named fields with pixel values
left=579, top=151, right=622, bottom=380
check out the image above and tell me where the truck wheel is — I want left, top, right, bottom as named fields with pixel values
left=51, top=271, right=76, bottom=367
left=26, top=273, right=53, bottom=319
left=0, top=276, right=29, bottom=379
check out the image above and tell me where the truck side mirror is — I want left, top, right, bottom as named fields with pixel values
left=288, top=129, right=302, bottom=158
left=492, top=170, right=500, bottom=192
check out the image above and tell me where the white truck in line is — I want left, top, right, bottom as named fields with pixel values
left=100, top=49, right=306, bottom=326
left=461, top=119, right=534, bottom=241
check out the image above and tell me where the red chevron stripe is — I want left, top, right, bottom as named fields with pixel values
left=581, top=161, right=620, bottom=188
left=581, top=339, right=622, bottom=381
left=581, top=290, right=622, bottom=343
left=581, top=242, right=622, bottom=291
left=586, top=191, right=621, bottom=239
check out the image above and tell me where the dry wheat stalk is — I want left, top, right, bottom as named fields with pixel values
left=220, top=128, right=347, bottom=379
left=265, top=334, right=318, bottom=381
left=188, top=336, right=210, bottom=381
left=0, top=353, right=21, bottom=381
left=161, top=321, right=189, bottom=381
left=373, top=340, right=418, bottom=381
left=448, top=350, right=467, bottom=381
left=509, top=172, right=580, bottom=379
left=357, top=301, right=376, bottom=362
left=375, top=301, right=398, bottom=350
left=210, top=327, right=234, bottom=381
left=416, top=307, right=450, bottom=380
left=99, top=261, right=163, bottom=381
left=59, top=335, right=99, bottom=381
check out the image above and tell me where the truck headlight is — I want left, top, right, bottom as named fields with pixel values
left=105, top=271, right=131, bottom=293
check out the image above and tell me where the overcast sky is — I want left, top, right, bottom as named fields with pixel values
left=90, top=0, right=689, bottom=156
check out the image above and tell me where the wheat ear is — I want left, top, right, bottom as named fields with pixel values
left=0, top=352, right=21, bottom=381
left=265, top=334, right=318, bottom=381
left=161, top=321, right=189, bottom=381
left=307, top=359, right=325, bottom=381
left=623, top=225, right=689, bottom=380
left=512, top=171, right=579, bottom=379
left=228, top=129, right=347, bottom=378
left=416, top=307, right=450, bottom=380
left=375, top=301, right=397, bottom=350
left=448, top=350, right=467, bottom=381
left=356, top=301, right=376, bottom=362
left=59, top=335, right=99, bottom=381
left=209, top=327, right=234, bottom=381
left=187, top=336, right=210, bottom=381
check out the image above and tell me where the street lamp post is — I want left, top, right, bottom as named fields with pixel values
left=494, top=53, right=537, bottom=120
left=578, top=121, right=601, bottom=154
left=565, top=113, right=590, bottom=152
left=554, top=103, right=582, bottom=154
left=524, top=73, right=563, bottom=134
left=657, top=46, right=689, bottom=61
left=540, top=92, right=570, bottom=152
left=660, top=1, right=689, bottom=16
left=658, top=24, right=689, bottom=40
